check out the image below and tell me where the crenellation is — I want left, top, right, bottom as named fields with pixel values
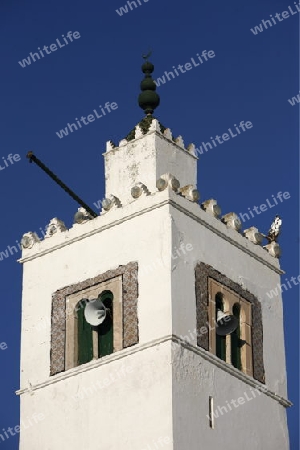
left=19, top=184, right=281, bottom=259
left=135, top=124, right=144, bottom=139
left=179, top=184, right=200, bottom=202
left=221, top=212, right=242, bottom=232
left=263, top=241, right=281, bottom=258
left=156, top=177, right=168, bottom=191
left=73, top=207, right=94, bottom=224
left=131, top=183, right=150, bottom=199
left=201, top=199, right=221, bottom=218
left=106, top=140, right=116, bottom=152
left=187, top=143, right=196, bottom=157
left=118, top=139, right=128, bottom=147
left=244, top=227, right=264, bottom=245
left=174, top=135, right=184, bottom=149
left=101, top=194, right=122, bottom=212
left=20, top=126, right=282, bottom=260
left=45, top=218, right=67, bottom=238
left=148, top=118, right=162, bottom=134
left=21, top=232, right=40, bottom=249
left=163, top=128, right=173, bottom=140
left=119, top=120, right=197, bottom=158
left=158, top=173, right=180, bottom=192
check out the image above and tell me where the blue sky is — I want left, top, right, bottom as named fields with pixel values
left=0, top=0, right=299, bottom=448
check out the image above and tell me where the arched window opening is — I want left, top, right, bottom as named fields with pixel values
left=215, top=293, right=226, bottom=362
left=205, top=276, right=255, bottom=379
left=77, top=303, right=93, bottom=365
left=231, top=303, right=241, bottom=370
left=98, top=291, right=113, bottom=357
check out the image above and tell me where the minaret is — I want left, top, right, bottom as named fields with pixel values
left=17, top=59, right=291, bottom=450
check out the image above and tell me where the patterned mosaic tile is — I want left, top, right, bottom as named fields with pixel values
left=50, top=262, right=139, bottom=376
left=195, top=262, right=265, bottom=383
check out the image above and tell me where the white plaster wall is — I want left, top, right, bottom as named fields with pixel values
left=20, top=194, right=173, bottom=388
left=104, top=131, right=197, bottom=206
left=19, top=342, right=173, bottom=450
left=19, top=183, right=289, bottom=449
left=172, top=344, right=289, bottom=450
left=168, top=193, right=288, bottom=399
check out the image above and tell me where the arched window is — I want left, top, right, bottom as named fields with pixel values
left=231, top=303, right=241, bottom=370
left=206, top=278, right=253, bottom=376
left=77, top=303, right=93, bottom=365
left=215, top=293, right=226, bottom=362
left=98, top=291, right=113, bottom=358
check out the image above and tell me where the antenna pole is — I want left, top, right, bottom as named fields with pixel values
left=26, top=151, right=98, bottom=218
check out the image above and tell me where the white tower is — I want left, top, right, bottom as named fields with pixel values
left=17, top=62, right=291, bottom=450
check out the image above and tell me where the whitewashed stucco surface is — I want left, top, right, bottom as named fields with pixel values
left=18, top=126, right=290, bottom=450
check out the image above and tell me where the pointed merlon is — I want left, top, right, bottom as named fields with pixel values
left=175, top=136, right=184, bottom=149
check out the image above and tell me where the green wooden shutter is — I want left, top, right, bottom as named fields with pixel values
left=215, top=293, right=226, bottom=361
left=98, top=291, right=114, bottom=358
left=77, top=305, right=93, bottom=365
left=231, top=303, right=241, bottom=370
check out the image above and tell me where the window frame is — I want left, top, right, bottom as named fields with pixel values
left=50, top=262, right=138, bottom=376
left=65, top=278, right=122, bottom=371
left=195, top=262, right=265, bottom=383
left=208, top=278, right=253, bottom=376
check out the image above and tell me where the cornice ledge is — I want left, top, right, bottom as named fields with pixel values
left=16, top=335, right=173, bottom=396
left=172, top=335, right=292, bottom=408
left=16, top=334, right=292, bottom=408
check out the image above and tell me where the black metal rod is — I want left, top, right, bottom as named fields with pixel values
left=26, top=151, right=98, bottom=218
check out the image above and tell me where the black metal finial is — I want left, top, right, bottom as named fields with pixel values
left=138, top=52, right=160, bottom=116
left=142, top=50, right=152, bottom=61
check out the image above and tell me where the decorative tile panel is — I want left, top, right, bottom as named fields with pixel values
left=195, top=262, right=265, bottom=383
left=50, top=262, right=138, bottom=376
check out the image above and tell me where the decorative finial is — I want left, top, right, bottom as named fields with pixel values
left=267, top=215, right=282, bottom=242
left=138, top=52, right=160, bottom=116
left=142, top=50, right=152, bottom=61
